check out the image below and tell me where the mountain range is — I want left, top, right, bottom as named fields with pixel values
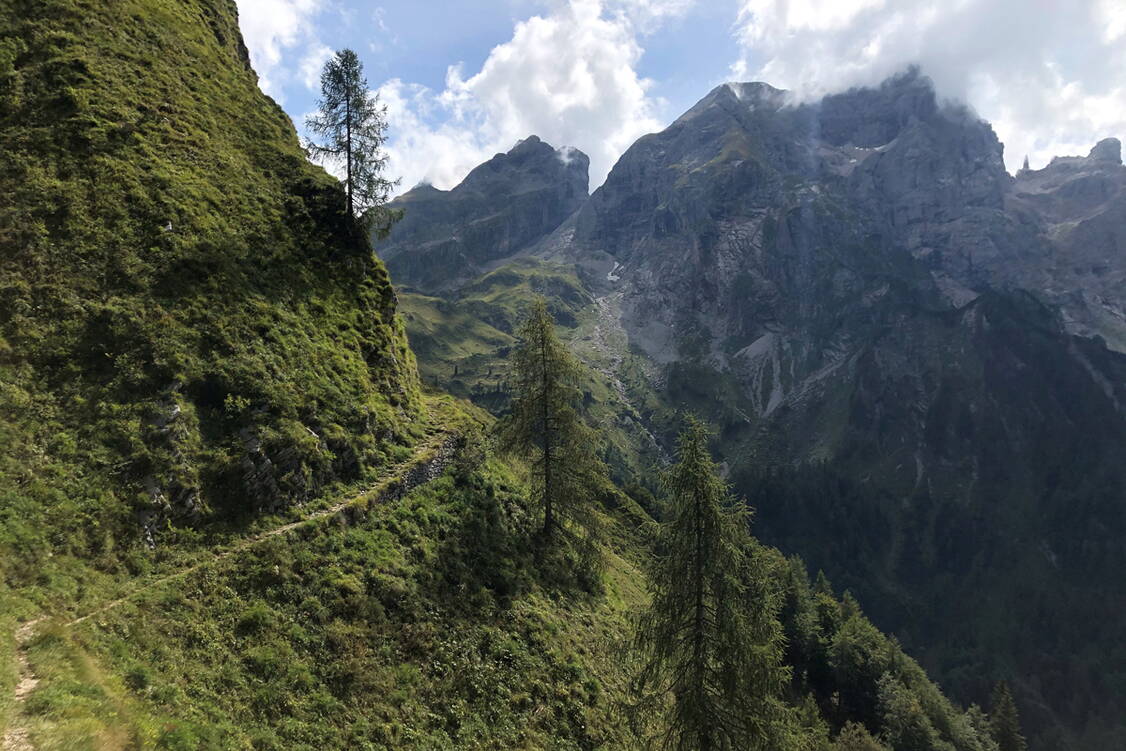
left=2, top=0, right=1122, bottom=746
left=2, top=3, right=1015, bottom=748
left=380, top=69, right=1126, bottom=750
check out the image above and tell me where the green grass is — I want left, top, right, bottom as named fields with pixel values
left=0, top=0, right=422, bottom=607
left=0, top=605, right=16, bottom=738
left=15, top=458, right=654, bottom=750
left=5, top=448, right=999, bottom=751
left=400, top=259, right=667, bottom=490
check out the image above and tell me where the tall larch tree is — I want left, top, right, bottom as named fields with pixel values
left=634, top=417, right=794, bottom=751
left=502, top=297, right=604, bottom=543
left=305, top=49, right=399, bottom=235
left=990, top=682, right=1027, bottom=751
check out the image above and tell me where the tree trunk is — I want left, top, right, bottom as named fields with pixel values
left=541, top=329, right=554, bottom=540
left=345, top=90, right=353, bottom=217
left=693, top=480, right=710, bottom=751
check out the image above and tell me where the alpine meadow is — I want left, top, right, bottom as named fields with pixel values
left=2, top=1, right=1125, bottom=750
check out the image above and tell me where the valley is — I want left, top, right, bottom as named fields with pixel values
left=1, top=1, right=1123, bottom=749
left=380, top=71, right=1126, bottom=750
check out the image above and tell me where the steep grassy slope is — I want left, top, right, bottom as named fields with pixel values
left=0, top=0, right=420, bottom=607
left=11, top=458, right=644, bottom=749
left=8, top=450, right=997, bottom=750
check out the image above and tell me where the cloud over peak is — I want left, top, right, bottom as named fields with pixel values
left=732, top=0, right=1126, bottom=172
left=380, top=0, right=686, bottom=194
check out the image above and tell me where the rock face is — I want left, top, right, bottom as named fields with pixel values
left=1005, top=137, right=1126, bottom=349
left=378, top=136, right=589, bottom=292
left=392, top=69, right=1126, bottom=750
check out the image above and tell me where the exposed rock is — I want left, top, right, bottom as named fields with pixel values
left=238, top=420, right=335, bottom=513
left=139, top=386, right=204, bottom=546
left=1008, top=135, right=1126, bottom=348
left=393, top=69, right=1126, bottom=749
left=377, top=136, right=590, bottom=292
left=1089, top=137, right=1122, bottom=164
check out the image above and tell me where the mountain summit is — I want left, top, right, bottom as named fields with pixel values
left=391, top=69, right=1126, bottom=750
left=378, top=136, right=589, bottom=291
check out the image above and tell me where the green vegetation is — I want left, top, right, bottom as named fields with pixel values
left=776, top=558, right=1000, bottom=751
left=989, top=683, right=1026, bottom=751
left=635, top=418, right=794, bottom=750
left=13, top=457, right=652, bottom=750
left=306, top=48, right=398, bottom=232
left=502, top=298, right=606, bottom=544
left=5, top=437, right=1007, bottom=750
left=398, top=257, right=664, bottom=488
left=0, top=0, right=420, bottom=608
left=397, top=259, right=589, bottom=407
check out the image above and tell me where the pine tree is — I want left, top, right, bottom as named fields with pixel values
left=990, top=682, right=1027, bottom=751
left=502, top=297, right=604, bottom=543
left=305, top=49, right=399, bottom=234
left=834, top=721, right=887, bottom=751
left=634, top=417, right=793, bottom=750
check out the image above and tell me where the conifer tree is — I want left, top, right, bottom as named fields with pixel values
left=990, top=682, right=1027, bottom=751
left=634, top=417, right=792, bottom=750
left=834, top=721, right=887, bottom=751
left=502, top=297, right=604, bottom=543
left=306, top=49, right=399, bottom=233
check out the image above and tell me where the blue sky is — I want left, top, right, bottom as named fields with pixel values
left=235, top=0, right=1126, bottom=195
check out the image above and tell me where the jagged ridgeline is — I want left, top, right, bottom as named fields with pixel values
left=377, top=71, right=1126, bottom=750
left=0, top=0, right=420, bottom=581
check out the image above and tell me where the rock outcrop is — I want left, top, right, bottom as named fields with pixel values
left=1005, top=136, right=1126, bottom=348
left=378, top=136, right=589, bottom=292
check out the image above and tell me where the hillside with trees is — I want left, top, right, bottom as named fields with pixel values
left=0, top=1, right=1081, bottom=750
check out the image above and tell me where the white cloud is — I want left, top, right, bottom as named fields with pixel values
left=380, top=0, right=679, bottom=195
left=299, top=43, right=333, bottom=89
left=235, top=0, right=325, bottom=100
left=609, top=0, right=697, bottom=32
left=732, top=0, right=1126, bottom=172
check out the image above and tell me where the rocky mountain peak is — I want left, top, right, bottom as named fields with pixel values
left=814, top=67, right=942, bottom=147
left=724, top=81, right=788, bottom=108
left=379, top=136, right=590, bottom=291
left=458, top=135, right=589, bottom=196
left=1088, top=137, right=1122, bottom=164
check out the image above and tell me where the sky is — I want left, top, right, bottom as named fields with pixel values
left=234, top=0, right=1126, bottom=195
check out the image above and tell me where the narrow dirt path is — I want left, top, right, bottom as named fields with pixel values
left=1, top=621, right=41, bottom=751
left=2, top=429, right=457, bottom=748
left=69, top=430, right=455, bottom=629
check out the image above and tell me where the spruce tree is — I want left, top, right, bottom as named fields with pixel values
left=990, top=682, right=1027, bottom=751
left=834, top=721, right=886, bottom=751
left=634, top=417, right=792, bottom=750
left=502, top=297, right=603, bottom=543
left=305, top=49, right=399, bottom=233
